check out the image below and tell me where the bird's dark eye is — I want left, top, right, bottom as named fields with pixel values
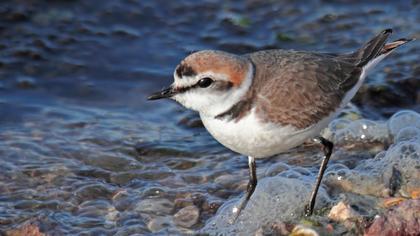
left=197, top=77, right=213, bottom=88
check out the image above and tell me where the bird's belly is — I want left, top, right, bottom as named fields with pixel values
left=200, top=110, right=330, bottom=158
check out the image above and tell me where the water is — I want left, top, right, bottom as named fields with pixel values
left=0, top=0, right=419, bottom=235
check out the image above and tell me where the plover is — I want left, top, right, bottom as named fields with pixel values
left=148, top=29, right=412, bottom=219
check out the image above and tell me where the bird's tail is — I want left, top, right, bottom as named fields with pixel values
left=380, top=38, right=414, bottom=55
left=352, top=29, right=413, bottom=67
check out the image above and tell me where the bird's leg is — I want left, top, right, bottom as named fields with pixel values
left=232, top=156, right=257, bottom=222
left=305, top=137, right=334, bottom=216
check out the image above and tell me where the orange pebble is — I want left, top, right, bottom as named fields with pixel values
left=382, top=197, right=405, bottom=208
left=409, top=189, right=420, bottom=199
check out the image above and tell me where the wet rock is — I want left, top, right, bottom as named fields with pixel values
left=391, top=76, right=420, bottom=105
left=328, top=201, right=361, bottom=222
left=147, top=216, right=173, bottom=233
left=76, top=200, right=118, bottom=221
left=214, top=173, right=246, bottom=189
left=325, top=111, right=420, bottom=198
left=141, top=187, right=168, bottom=199
left=202, top=176, right=329, bottom=235
left=255, top=221, right=293, bottom=236
left=74, top=184, right=114, bottom=201
left=290, top=225, right=319, bottom=236
left=165, top=158, right=197, bottom=170
left=135, top=198, right=174, bottom=215
left=0, top=1, right=417, bottom=235
left=364, top=199, right=420, bottom=236
left=174, top=197, right=194, bottom=209
left=111, top=170, right=175, bottom=185
left=112, top=189, right=132, bottom=211
left=135, top=142, right=190, bottom=158
left=353, top=83, right=411, bottom=109
left=190, top=193, right=206, bottom=208
left=173, top=205, right=200, bottom=228
left=200, top=197, right=222, bottom=215
left=114, top=224, right=150, bottom=236
left=5, top=222, right=45, bottom=236
left=15, top=76, right=37, bottom=89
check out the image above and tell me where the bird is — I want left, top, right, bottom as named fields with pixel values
left=147, top=29, right=412, bottom=220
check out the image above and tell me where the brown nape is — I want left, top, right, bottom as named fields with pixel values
left=175, top=63, right=196, bottom=78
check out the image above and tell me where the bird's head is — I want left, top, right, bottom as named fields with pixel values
left=148, top=50, right=253, bottom=117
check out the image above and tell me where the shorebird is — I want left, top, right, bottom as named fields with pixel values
left=148, top=29, right=412, bottom=220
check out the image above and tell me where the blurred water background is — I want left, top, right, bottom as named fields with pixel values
left=0, top=0, right=419, bottom=235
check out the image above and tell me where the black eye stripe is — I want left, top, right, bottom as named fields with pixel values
left=173, top=83, right=200, bottom=94
left=174, top=79, right=232, bottom=94
left=214, top=81, right=233, bottom=91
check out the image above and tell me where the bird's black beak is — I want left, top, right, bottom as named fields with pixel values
left=147, top=86, right=176, bottom=100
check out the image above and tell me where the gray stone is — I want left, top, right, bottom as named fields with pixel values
left=174, top=205, right=200, bottom=228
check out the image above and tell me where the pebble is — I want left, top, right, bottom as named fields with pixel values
left=410, top=189, right=420, bottom=199
left=135, top=198, right=174, bottom=215
left=214, top=173, right=247, bottom=190
left=173, top=205, right=200, bottom=228
left=381, top=197, right=405, bottom=208
left=147, top=216, right=172, bottom=233
left=328, top=201, right=360, bottom=222
left=74, top=184, right=114, bottom=201
left=290, top=225, right=319, bottom=236
left=255, top=221, right=292, bottom=236
left=112, top=189, right=132, bottom=211
left=5, top=222, right=45, bottom=236
left=364, top=199, right=420, bottom=236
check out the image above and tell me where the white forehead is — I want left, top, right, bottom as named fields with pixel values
left=172, top=71, right=229, bottom=88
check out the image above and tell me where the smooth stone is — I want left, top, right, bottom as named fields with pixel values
left=173, top=205, right=200, bottom=228
left=135, top=198, right=174, bottom=215
left=147, top=216, right=172, bottom=233
left=328, top=201, right=360, bottom=222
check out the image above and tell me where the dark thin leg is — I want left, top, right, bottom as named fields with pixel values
left=232, top=156, right=257, bottom=222
left=305, top=137, right=334, bottom=216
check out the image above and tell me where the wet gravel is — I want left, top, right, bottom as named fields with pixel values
left=0, top=0, right=419, bottom=235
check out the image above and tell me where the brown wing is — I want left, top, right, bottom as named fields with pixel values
left=248, top=50, right=362, bottom=129
left=216, top=29, right=399, bottom=128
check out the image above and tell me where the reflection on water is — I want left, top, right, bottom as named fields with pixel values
left=0, top=0, right=418, bottom=234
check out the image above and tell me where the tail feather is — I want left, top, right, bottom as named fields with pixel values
left=380, top=38, right=414, bottom=55
left=353, top=29, right=393, bottom=67
left=361, top=36, right=413, bottom=76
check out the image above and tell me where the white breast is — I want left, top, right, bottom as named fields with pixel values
left=200, top=110, right=325, bottom=158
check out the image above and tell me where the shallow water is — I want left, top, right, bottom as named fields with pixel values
left=0, top=0, right=419, bottom=235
